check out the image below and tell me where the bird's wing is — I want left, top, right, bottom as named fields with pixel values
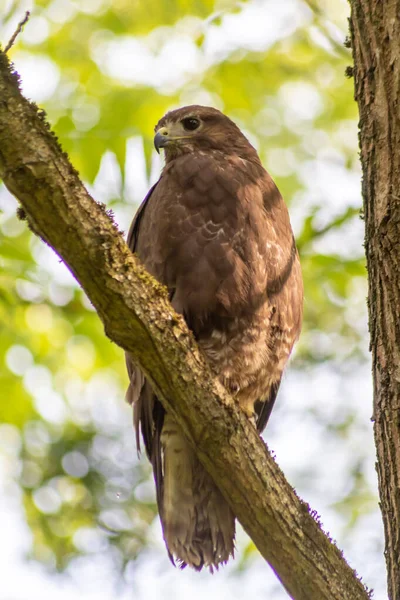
left=125, top=179, right=165, bottom=486
left=254, top=176, right=303, bottom=432
left=127, top=180, right=159, bottom=252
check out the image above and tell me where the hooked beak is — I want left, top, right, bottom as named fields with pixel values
left=154, top=128, right=169, bottom=154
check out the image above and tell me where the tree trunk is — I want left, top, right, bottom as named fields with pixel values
left=350, top=2, right=400, bottom=598
left=0, top=47, right=371, bottom=600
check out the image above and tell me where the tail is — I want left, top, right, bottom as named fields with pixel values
left=160, top=413, right=235, bottom=571
left=126, top=365, right=235, bottom=572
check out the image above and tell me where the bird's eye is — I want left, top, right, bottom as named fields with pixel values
left=182, top=117, right=200, bottom=131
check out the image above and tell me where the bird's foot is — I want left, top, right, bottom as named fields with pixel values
left=228, top=381, right=240, bottom=396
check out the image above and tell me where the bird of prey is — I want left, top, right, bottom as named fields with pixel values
left=125, top=105, right=303, bottom=572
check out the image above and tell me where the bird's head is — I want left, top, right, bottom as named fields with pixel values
left=154, top=105, right=260, bottom=163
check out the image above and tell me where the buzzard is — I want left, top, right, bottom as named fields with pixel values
left=125, top=105, right=303, bottom=571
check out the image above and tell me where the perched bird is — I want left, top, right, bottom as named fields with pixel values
left=125, top=105, right=303, bottom=572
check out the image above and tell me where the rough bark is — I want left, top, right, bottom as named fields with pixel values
left=0, top=49, right=371, bottom=600
left=350, top=2, right=400, bottom=598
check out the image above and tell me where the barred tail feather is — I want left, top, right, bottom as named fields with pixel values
left=160, top=414, right=235, bottom=571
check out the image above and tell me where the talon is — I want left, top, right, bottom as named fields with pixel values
left=229, top=382, right=240, bottom=395
left=239, top=403, right=257, bottom=428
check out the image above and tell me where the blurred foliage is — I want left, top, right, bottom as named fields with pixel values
left=0, top=0, right=372, bottom=580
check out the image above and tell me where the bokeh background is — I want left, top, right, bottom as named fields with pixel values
left=0, top=0, right=385, bottom=598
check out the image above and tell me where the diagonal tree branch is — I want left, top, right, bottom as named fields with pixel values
left=0, top=49, right=370, bottom=600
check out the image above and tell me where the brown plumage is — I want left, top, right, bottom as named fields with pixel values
left=125, top=105, right=303, bottom=571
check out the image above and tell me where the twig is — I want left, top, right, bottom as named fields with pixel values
left=4, top=11, right=30, bottom=53
left=303, top=0, right=349, bottom=58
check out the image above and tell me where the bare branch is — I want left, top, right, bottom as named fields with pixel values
left=4, top=11, right=30, bottom=53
